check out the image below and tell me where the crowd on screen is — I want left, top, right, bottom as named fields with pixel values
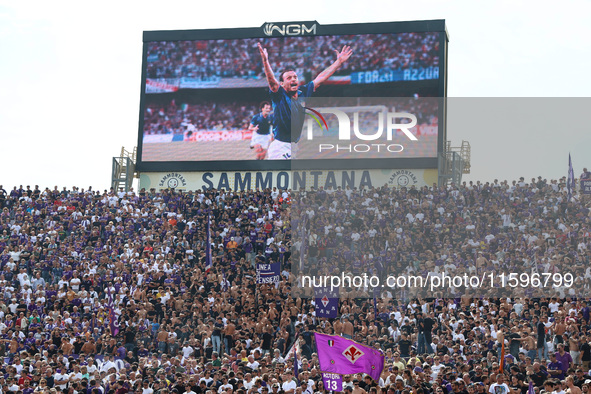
left=0, top=173, right=589, bottom=394
left=142, top=99, right=438, bottom=136
left=143, top=102, right=256, bottom=136
left=146, top=33, right=440, bottom=81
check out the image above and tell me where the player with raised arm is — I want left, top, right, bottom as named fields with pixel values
left=248, top=101, right=274, bottom=160
left=257, top=42, right=352, bottom=160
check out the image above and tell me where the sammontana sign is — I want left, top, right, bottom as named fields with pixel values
left=140, top=169, right=437, bottom=191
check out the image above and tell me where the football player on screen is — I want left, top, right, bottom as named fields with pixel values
left=248, top=101, right=274, bottom=160
left=257, top=42, right=352, bottom=160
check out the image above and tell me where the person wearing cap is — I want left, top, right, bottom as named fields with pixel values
left=393, top=376, right=405, bottom=392
left=226, top=237, right=238, bottom=251
left=342, top=316, right=354, bottom=340
left=300, top=380, right=313, bottom=394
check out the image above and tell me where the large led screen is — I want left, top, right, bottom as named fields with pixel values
left=137, top=20, right=447, bottom=171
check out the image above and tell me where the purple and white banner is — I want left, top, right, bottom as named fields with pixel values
left=322, top=373, right=343, bottom=391
left=256, top=262, right=280, bottom=284
left=314, top=287, right=339, bottom=318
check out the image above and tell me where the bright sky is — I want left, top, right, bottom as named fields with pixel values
left=1, top=0, right=590, bottom=190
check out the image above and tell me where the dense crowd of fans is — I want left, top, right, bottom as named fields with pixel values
left=143, top=101, right=257, bottom=135
left=146, top=33, right=440, bottom=81
left=0, top=175, right=590, bottom=394
left=292, top=175, right=591, bottom=299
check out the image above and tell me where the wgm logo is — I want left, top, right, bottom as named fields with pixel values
left=263, top=22, right=317, bottom=36
left=304, top=107, right=418, bottom=154
left=388, top=170, right=419, bottom=187
left=159, top=172, right=187, bottom=189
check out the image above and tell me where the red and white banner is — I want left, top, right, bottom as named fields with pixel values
left=145, top=78, right=179, bottom=93
left=185, top=130, right=251, bottom=142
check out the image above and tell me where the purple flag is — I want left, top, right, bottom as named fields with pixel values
left=256, top=262, right=280, bottom=284
left=109, top=307, right=120, bottom=336
left=568, top=153, right=575, bottom=201
left=322, top=373, right=343, bottom=391
left=314, top=333, right=384, bottom=381
left=528, top=381, right=534, bottom=394
left=315, top=287, right=339, bottom=318
left=106, top=286, right=113, bottom=305
left=205, top=215, right=212, bottom=273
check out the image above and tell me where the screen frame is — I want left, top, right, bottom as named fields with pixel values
left=136, top=19, right=448, bottom=172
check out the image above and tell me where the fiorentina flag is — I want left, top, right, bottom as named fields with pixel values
left=314, top=333, right=384, bottom=381
left=528, top=381, right=534, bottom=394
left=568, top=153, right=575, bottom=201
left=109, top=307, right=120, bottom=336
left=205, top=215, right=213, bottom=273
left=285, top=337, right=301, bottom=360
left=315, top=287, right=339, bottom=318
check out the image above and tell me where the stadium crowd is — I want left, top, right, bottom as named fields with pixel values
left=143, top=102, right=256, bottom=136
left=0, top=174, right=590, bottom=394
left=143, top=99, right=438, bottom=137
left=146, top=33, right=439, bottom=81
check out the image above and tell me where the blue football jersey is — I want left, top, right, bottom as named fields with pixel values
left=250, top=113, right=274, bottom=135
left=269, top=81, right=315, bottom=143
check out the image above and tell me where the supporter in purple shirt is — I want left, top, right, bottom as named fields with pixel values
left=117, top=343, right=126, bottom=358
left=555, top=344, right=573, bottom=375
left=548, top=353, right=564, bottom=379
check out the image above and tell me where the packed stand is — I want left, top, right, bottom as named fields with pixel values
left=142, top=99, right=438, bottom=136
left=146, top=33, right=440, bottom=80
left=0, top=177, right=589, bottom=394
left=143, top=102, right=257, bottom=135
left=292, top=176, right=591, bottom=299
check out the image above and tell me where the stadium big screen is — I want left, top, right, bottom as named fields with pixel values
left=137, top=20, right=448, bottom=172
